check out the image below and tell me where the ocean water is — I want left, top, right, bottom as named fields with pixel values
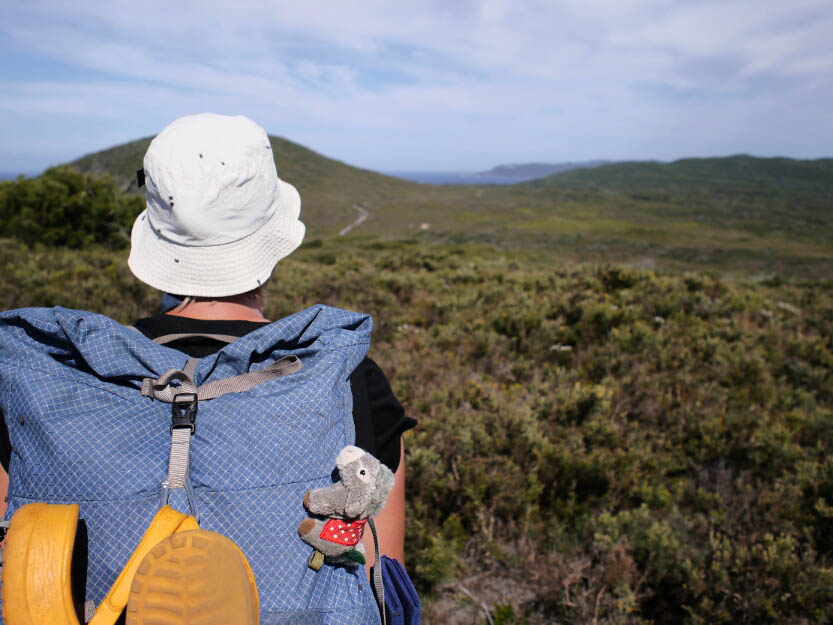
left=385, top=171, right=533, bottom=185
left=0, top=172, right=36, bottom=181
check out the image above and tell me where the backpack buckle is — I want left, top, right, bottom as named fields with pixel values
left=171, top=393, right=198, bottom=433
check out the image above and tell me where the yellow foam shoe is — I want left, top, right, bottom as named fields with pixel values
left=1, top=504, right=256, bottom=625
left=88, top=505, right=199, bottom=625
left=125, top=530, right=260, bottom=625
left=1, top=504, right=199, bottom=625
left=1, top=503, right=86, bottom=625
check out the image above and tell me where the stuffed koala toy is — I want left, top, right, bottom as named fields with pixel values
left=298, top=445, right=395, bottom=568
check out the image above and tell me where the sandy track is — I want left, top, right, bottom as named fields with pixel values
left=339, top=204, right=369, bottom=236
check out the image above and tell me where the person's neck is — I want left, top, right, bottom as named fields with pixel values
left=165, top=296, right=269, bottom=322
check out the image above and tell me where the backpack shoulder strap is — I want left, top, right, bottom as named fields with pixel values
left=126, top=326, right=239, bottom=346
left=151, top=333, right=240, bottom=346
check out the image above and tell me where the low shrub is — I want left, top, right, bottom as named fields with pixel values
left=2, top=239, right=832, bottom=624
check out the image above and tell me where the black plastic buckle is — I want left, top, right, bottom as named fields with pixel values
left=171, top=392, right=198, bottom=434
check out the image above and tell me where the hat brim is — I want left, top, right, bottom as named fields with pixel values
left=128, top=180, right=304, bottom=297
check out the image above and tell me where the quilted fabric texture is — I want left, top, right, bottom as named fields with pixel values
left=0, top=305, right=381, bottom=625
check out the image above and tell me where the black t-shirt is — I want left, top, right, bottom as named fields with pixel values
left=131, top=313, right=416, bottom=472
left=0, top=314, right=416, bottom=474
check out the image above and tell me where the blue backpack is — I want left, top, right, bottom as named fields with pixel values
left=0, top=304, right=381, bottom=624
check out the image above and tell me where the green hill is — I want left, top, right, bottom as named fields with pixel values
left=72, top=135, right=412, bottom=196
left=64, top=142, right=833, bottom=279
left=542, top=154, right=833, bottom=192
left=536, top=155, right=833, bottom=242
left=512, top=155, right=833, bottom=276
left=71, top=135, right=423, bottom=241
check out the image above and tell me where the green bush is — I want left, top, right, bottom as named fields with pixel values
left=0, top=167, right=143, bottom=249
left=2, top=239, right=832, bottom=624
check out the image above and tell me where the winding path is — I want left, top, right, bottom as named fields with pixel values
left=339, top=204, right=369, bottom=236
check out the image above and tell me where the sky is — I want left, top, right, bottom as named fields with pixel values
left=2, top=0, right=832, bottom=174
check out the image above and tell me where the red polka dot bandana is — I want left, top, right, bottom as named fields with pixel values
left=319, top=518, right=369, bottom=546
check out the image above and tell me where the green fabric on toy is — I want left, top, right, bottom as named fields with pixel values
left=298, top=445, right=395, bottom=568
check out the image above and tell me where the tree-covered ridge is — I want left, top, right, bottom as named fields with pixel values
left=2, top=238, right=832, bottom=624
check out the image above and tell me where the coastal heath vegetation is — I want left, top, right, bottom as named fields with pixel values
left=2, top=228, right=832, bottom=624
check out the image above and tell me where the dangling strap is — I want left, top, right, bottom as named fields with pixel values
left=84, top=600, right=96, bottom=623
left=369, top=518, right=386, bottom=625
left=158, top=358, right=200, bottom=519
left=142, top=355, right=303, bottom=520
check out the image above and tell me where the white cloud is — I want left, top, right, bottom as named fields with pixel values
left=1, top=0, right=831, bottom=170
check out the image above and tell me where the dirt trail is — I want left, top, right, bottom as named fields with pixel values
left=339, top=204, right=369, bottom=236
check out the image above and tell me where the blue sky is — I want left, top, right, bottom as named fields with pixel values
left=2, top=0, right=832, bottom=174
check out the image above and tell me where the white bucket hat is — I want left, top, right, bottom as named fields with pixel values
left=128, top=113, right=305, bottom=297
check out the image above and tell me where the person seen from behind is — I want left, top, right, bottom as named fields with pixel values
left=0, top=113, right=415, bottom=623
left=127, top=113, right=415, bottom=568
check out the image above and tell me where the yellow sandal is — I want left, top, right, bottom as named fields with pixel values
left=125, top=529, right=260, bottom=625
left=2, top=504, right=201, bottom=625
left=1, top=503, right=86, bottom=625
left=88, top=506, right=200, bottom=625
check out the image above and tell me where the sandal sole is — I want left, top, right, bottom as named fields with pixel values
left=125, top=529, right=259, bottom=625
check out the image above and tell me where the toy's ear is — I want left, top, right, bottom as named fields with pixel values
left=336, top=446, right=365, bottom=471
left=367, top=464, right=396, bottom=517
left=340, top=452, right=384, bottom=518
